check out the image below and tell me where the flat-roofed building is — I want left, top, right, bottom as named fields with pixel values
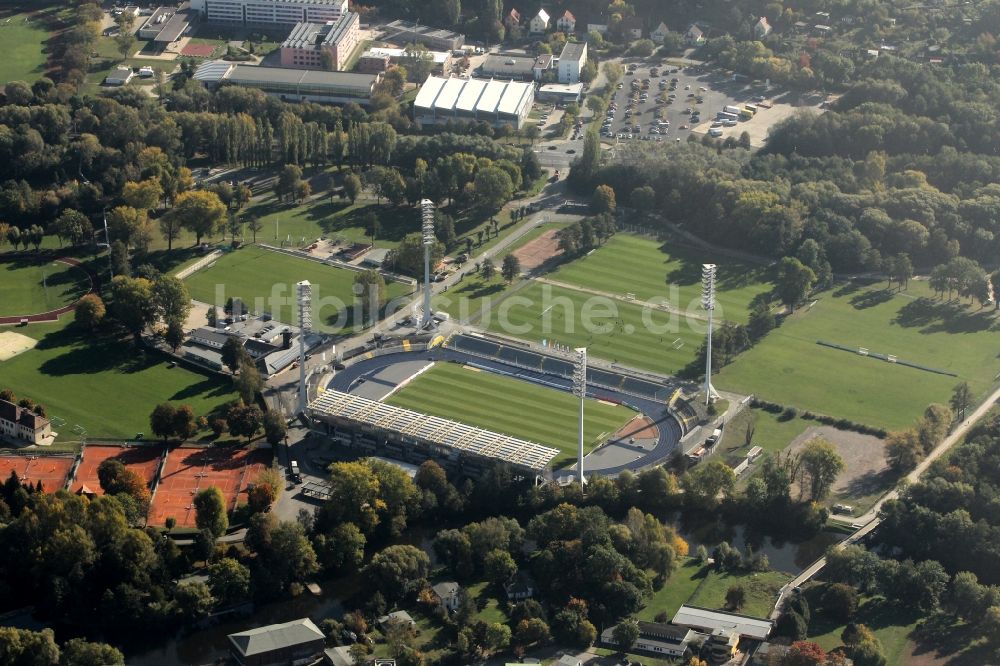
left=382, top=19, right=465, bottom=50
left=558, top=41, right=587, bottom=84
left=414, top=75, right=534, bottom=130
left=228, top=618, right=324, bottom=666
left=537, top=82, right=583, bottom=103
left=138, top=5, right=194, bottom=46
left=194, top=60, right=380, bottom=104
left=479, top=54, right=537, bottom=81
left=356, top=46, right=451, bottom=75
left=190, top=0, right=348, bottom=25
left=279, top=13, right=360, bottom=70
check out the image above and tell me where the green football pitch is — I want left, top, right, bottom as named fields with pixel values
left=550, top=234, right=774, bottom=323
left=718, top=280, right=1000, bottom=430
left=0, top=11, right=49, bottom=83
left=183, top=245, right=412, bottom=331
left=385, top=361, right=636, bottom=467
left=0, top=258, right=91, bottom=317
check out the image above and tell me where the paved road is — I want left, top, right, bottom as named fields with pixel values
left=771, top=384, right=1000, bottom=618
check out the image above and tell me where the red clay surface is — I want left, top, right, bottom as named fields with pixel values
left=513, top=229, right=563, bottom=272
left=180, top=43, right=217, bottom=57
left=148, top=446, right=272, bottom=527
left=0, top=256, right=98, bottom=325
left=70, top=445, right=163, bottom=495
left=0, top=454, right=75, bottom=493
left=611, top=415, right=660, bottom=442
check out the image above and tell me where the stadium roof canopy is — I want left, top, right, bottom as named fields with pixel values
left=308, top=390, right=559, bottom=473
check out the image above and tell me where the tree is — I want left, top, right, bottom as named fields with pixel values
left=171, top=191, right=227, bottom=244
left=248, top=482, right=277, bottom=514
left=364, top=544, right=431, bottom=600
left=501, top=253, right=521, bottom=283
left=0, top=627, right=60, bottom=665
left=484, top=549, right=517, bottom=587
left=150, top=403, right=178, bottom=441
left=343, top=173, right=362, bottom=203
left=174, top=581, right=215, bottom=622
left=74, top=294, right=105, bottom=330
left=726, top=584, right=747, bottom=610
left=52, top=209, right=94, bottom=247
left=592, top=184, right=617, bottom=214
left=315, top=521, right=367, bottom=571
left=481, top=257, right=496, bottom=281
left=823, top=583, right=858, bottom=621
left=153, top=275, right=191, bottom=330
left=263, top=410, right=286, bottom=445
left=122, top=178, right=163, bottom=212
left=207, top=557, right=250, bottom=606
left=234, top=358, right=263, bottom=404
left=798, top=438, right=844, bottom=501
left=110, top=275, right=156, bottom=344
left=227, top=402, right=263, bottom=443
left=221, top=337, right=250, bottom=373
left=950, top=381, right=972, bottom=420
left=611, top=619, right=640, bottom=652
left=194, top=486, right=228, bottom=537
left=776, top=256, right=817, bottom=311
left=473, top=167, right=514, bottom=214
left=96, top=459, right=148, bottom=501
left=782, top=641, right=827, bottom=666
left=107, top=206, right=149, bottom=249
left=365, top=211, right=381, bottom=246
left=276, top=164, right=304, bottom=203
left=682, top=460, right=735, bottom=510
left=60, top=638, right=125, bottom=666
left=246, top=216, right=263, bottom=243
left=885, top=429, right=922, bottom=472
left=354, top=269, right=387, bottom=324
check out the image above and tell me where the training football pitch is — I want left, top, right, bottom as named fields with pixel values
left=550, top=234, right=774, bottom=322
left=718, top=280, right=1000, bottom=430
left=183, top=246, right=412, bottom=330
left=385, top=362, right=636, bottom=467
left=483, top=281, right=707, bottom=376
left=0, top=11, right=49, bottom=83
left=0, top=258, right=91, bottom=317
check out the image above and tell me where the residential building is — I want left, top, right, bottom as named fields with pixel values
left=193, top=60, right=380, bottom=105
left=504, top=571, right=535, bottom=601
left=754, top=16, right=772, bottom=38
left=602, top=621, right=700, bottom=659
left=557, top=10, right=576, bottom=33
left=558, top=41, right=587, bottom=84
left=279, top=13, right=360, bottom=71
left=751, top=642, right=791, bottom=665
left=323, top=646, right=354, bottom=666
left=382, top=19, right=465, bottom=50
left=105, top=66, right=135, bottom=86
left=480, top=54, right=537, bottom=80
left=651, top=21, right=670, bottom=43
left=686, top=24, right=705, bottom=45
left=431, top=581, right=462, bottom=612
left=190, top=0, right=349, bottom=26
left=504, top=8, right=521, bottom=30
left=619, top=17, right=642, bottom=39
left=228, top=617, right=325, bottom=666
left=377, top=610, right=416, bottom=631
left=529, top=8, right=550, bottom=34
left=356, top=47, right=451, bottom=75
left=587, top=23, right=608, bottom=34
left=532, top=53, right=553, bottom=80
left=0, top=399, right=52, bottom=445
left=414, top=75, right=536, bottom=130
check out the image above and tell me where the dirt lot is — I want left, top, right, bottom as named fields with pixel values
left=786, top=425, right=891, bottom=514
left=691, top=89, right=828, bottom=147
left=513, top=228, right=563, bottom=272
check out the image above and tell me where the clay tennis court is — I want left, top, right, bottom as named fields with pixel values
left=180, top=43, right=217, bottom=57
left=0, top=454, right=74, bottom=492
left=70, top=445, right=163, bottom=495
left=513, top=229, right=563, bottom=272
left=148, top=446, right=272, bottom=527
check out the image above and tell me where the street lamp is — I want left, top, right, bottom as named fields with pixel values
left=702, top=264, right=719, bottom=405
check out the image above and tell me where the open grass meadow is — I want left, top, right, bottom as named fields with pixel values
left=432, top=272, right=513, bottom=321
left=716, top=407, right=810, bottom=467
left=483, top=281, right=706, bottom=375
left=0, top=10, right=49, bottom=83
left=0, top=256, right=91, bottom=317
left=0, top=319, right=237, bottom=440
left=550, top=234, right=774, bottom=323
left=183, top=245, right=412, bottom=331
left=717, top=280, right=1000, bottom=431
left=687, top=568, right=793, bottom=619
left=385, top=361, right=636, bottom=466
left=637, top=558, right=709, bottom=621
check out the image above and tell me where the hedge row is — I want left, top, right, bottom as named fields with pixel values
left=750, top=398, right=888, bottom=439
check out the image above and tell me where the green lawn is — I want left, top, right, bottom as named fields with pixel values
left=483, top=281, right=705, bottom=375
left=716, top=407, right=810, bottom=467
left=687, top=569, right=792, bottom=619
left=638, top=558, right=708, bottom=621
left=0, top=320, right=236, bottom=440
left=806, top=590, right=924, bottom=666
left=718, top=280, right=1000, bottom=430
left=386, top=361, right=636, bottom=466
left=550, top=234, right=774, bottom=323
left=466, top=581, right=507, bottom=625
left=432, top=272, right=513, bottom=321
left=183, top=245, right=412, bottom=331
left=0, top=257, right=91, bottom=317
left=0, top=11, right=49, bottom=83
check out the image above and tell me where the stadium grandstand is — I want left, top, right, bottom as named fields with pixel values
left=308, top=390, right=560, bottom=476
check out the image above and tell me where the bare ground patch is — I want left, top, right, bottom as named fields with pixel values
left=513, top=228, right=563, bottom=272
left=786, top=425, right=892, bottom=513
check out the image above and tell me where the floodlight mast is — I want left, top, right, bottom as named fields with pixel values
left=297, top=280, right=312, bottom=414
left=702, top=264, right=719, bottom=405
left=420, top=199, right=435, bottom=329
left=572, top=347, right=587, bottom=486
